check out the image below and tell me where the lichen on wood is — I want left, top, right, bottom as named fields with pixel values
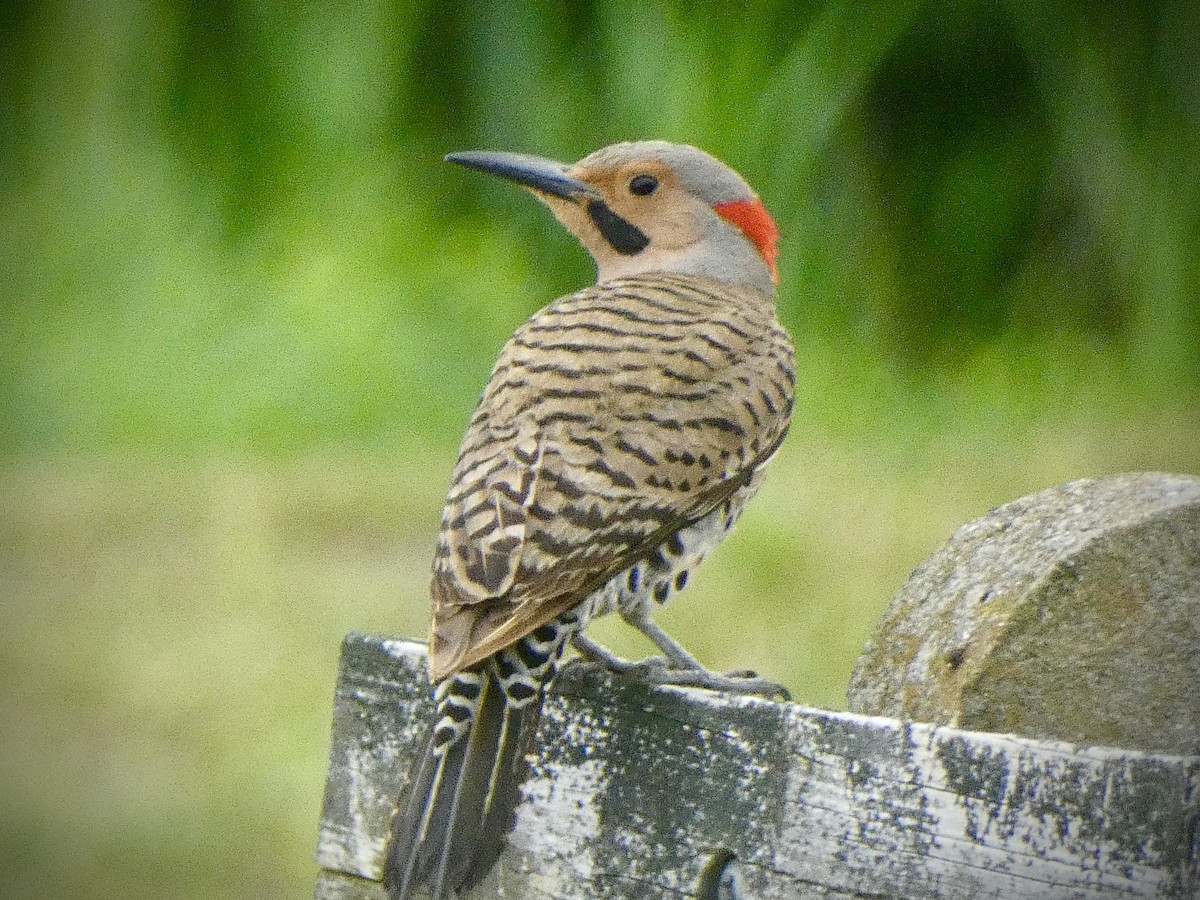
left=315, top=634, right=1199, bottom=899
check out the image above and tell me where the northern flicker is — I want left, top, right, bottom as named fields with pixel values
left=384, top=141, right=794, bottom=899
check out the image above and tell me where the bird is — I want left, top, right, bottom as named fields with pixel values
left=384, top=140, right=795, bottom=900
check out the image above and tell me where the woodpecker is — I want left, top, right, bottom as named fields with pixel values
left=385, top=141, right=794, bottom=899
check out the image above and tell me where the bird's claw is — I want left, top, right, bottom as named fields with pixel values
left=561, top=653, right=674, bottom=678
left=563, top=643, right=790, bottom=700
left=724, top=667, right=758, bottom=679
left=633, top=666, right=791, bottom=701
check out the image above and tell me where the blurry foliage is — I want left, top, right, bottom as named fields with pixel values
left=1, top=0, right=1197, bottom=457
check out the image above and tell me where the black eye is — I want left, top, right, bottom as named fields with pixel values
left=629, top=174, right=659, bottom=196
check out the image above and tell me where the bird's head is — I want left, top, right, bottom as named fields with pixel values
left=446, top=141, right=779, bottom=295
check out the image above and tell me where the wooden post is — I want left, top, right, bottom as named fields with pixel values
left=314, top=633, right=1199, bottom=899
left=849, top=473, right=1200, bottom=754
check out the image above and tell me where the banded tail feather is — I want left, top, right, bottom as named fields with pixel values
left=384, top=625, right=569, bottom=899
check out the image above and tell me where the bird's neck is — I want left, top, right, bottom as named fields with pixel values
left=591, top=234, right=775, bottom=297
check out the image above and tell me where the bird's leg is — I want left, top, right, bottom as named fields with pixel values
left=625, top=615, right=709, bottom=670
left=565, top=617, right=791, bottom=700
left=566, top=632, right=673, bottom=676
left=625, top=611, right=792, bottom=700
left=628, top=665, right=791, bottom=700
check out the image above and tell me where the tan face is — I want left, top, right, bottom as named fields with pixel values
left=539, top=157, right=715, bottom=274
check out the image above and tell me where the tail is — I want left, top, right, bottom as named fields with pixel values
left=384, top=639, right=557, bottom=899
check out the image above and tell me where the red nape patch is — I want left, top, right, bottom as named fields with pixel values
left=714, top=198, right=780, bottom=284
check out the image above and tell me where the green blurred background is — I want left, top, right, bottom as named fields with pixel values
left=2, top=1, right=1198, bottom=897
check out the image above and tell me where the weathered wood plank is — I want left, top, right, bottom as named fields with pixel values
left=314, top=870, right=380, bottom=900
left=316, top=633, right=1200, bottom=899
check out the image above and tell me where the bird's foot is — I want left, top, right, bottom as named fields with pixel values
left=723, top=668, right=759, bottom=679
left=561, top=652, right=672, bottom=678
left=568, top=632, right=690, bottom=675
left=566, top=632, right=789, bottom=699
left=634, top=665, right=791, bottom=701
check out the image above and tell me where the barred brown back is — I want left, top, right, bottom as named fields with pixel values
left=428, top=272, right=795, bottom=681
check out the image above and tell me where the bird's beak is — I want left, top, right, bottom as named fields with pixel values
left=445, top=150, right=599, bottom=202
